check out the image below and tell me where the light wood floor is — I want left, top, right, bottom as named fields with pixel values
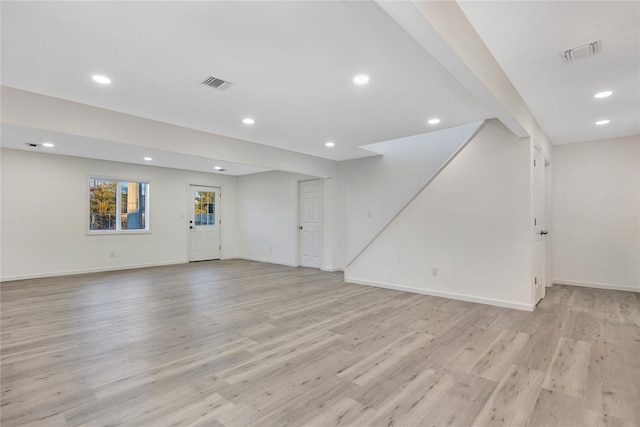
left=1, top=260, right=639, bottom=427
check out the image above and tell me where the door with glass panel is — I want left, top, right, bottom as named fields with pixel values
left=189, top=185, right=221, bottom=261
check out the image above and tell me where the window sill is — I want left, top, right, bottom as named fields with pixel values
left=86, top=230, right=151, bottom=236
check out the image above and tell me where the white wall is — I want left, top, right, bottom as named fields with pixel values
left=338, top=122, right=482, bottom=265
left=346, top=120, right=534, bottom=310
left=235, top=123, right=483, bottom=271
left=552, top=135, right=640, bottom=291
left=321, top=176, right=340, bottom=271
left=0, top=149, right=239, bottom=280
left=236, top=171, right=314, bottom=266
left=544, top=150, right=553, bottom=287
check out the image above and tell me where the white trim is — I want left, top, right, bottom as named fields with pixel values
left=187, top=184, right=222, bottom=262
left=1, top=258, right=336, bottom=282
left=552, top=279, right=640, bottom=293
left=86, top=175, right=151, bottom=234
left=86, top=230, right=152, bottom=236
left=531, top=142, right=547, bottom=302
left=235, top=256, right=299, bottom=267
left=1, top=260, right=186, bottom=282
left=346, top=277, right=534, bottom=311
left=321, top=266, right=344, bottom=272
left=297, top=178, right=323, bottom=269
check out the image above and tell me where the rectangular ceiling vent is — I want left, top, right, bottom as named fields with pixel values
left=561, top=40, right=602, bottom=63
left=201, top=76, right=233, bottom=91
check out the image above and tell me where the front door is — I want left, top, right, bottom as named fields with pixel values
left=189, top=185, right=221, bottom=262
left=298, top=179, right=322, bottom=268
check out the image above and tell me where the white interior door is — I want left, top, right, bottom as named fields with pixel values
left=299, top=179, right=322, bottom=268
left=533, top=146, right=547, bottom=304
left=189, top=185, right=221, bottom=262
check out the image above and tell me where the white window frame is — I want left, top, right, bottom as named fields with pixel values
left=87, top=176, right=151, bottom=235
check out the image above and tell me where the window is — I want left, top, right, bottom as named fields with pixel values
left=89, top=178, right=149, bottom=232
left=194, top=190, right=215, bottom=225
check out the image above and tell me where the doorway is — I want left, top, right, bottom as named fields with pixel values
left=188, top=185, right=221, bottom=262
left=298, top=179, right=322, bottom=268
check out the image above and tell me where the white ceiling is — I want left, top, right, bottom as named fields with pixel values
left=2, top=1, right=637, bottom=170
left=1, top=124, right=272, bottom=176
left=458, top=1, right=640, bottom=145
left=0, top=1, right=492, bottom=161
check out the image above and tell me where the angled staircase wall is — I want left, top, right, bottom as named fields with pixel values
left=344, top=119, right=534, bottom=310
left=339, top=122, right=484, bottom=266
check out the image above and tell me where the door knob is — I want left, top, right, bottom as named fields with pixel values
left=298, top=226, right=303, bottom=230
left=190, top=226, right=195, bottom=229
left=540, top=230, right=549, bottom=235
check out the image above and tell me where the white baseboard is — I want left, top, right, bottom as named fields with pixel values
left=346, top=277, right=534, bottom=311
left=1, top=260, right=187, bottom=282
left=231, top=257, right=343, bottom=271
left=552, top=279, right=640, bottom=293
left=234, top=256, right=299, bottom=268
left=1, top=259, right=344, bottom=282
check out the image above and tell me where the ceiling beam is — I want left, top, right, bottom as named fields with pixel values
left=0, top=86, right=337, bottom=178
left=377, top=1, right=553, bottom=152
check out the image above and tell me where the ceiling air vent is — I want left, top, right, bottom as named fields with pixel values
left=561, top=40, right=602, bottom=63
left=201, top=76, right=233, bottom=91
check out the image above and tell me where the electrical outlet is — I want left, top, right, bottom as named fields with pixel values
left=367, top=210, right=372, bottom=218
left=431, top=266, right=438, bottom=277
left=110, top=251, right=116, bottom=258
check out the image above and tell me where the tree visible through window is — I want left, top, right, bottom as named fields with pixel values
left=194, top=191, right=215, bottom=225
left=89, top=178, right=149, bottom=232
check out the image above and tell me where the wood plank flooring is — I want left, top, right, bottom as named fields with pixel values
left=1, top=260, right=639, bottom=426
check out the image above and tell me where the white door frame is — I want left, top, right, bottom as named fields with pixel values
left=187, top=184, right=222, bottom=262
left=544, top=154, right=553, bottom=288
left=532, top=144, right=547, bottom=305
left=297, top=178, right=323, bottom=268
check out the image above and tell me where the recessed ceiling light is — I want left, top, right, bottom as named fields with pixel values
left=594, top=91, right=613, bottom=99
left=92, top=75, right=111, bottom=84
left=42, top=142, right=55, bottom=148
left=143, top=157, right=152, bottom=161
left=242, top=118, right=255, bottom=125
left=214, top=166, right=223, bottom=170
left=595, top=119, right=610, bottom=125
left=353, top=74, right=370, bottom=85
left=325, top=141, right=335, bottom=148
left=427, top=118, right=441, bottom=125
